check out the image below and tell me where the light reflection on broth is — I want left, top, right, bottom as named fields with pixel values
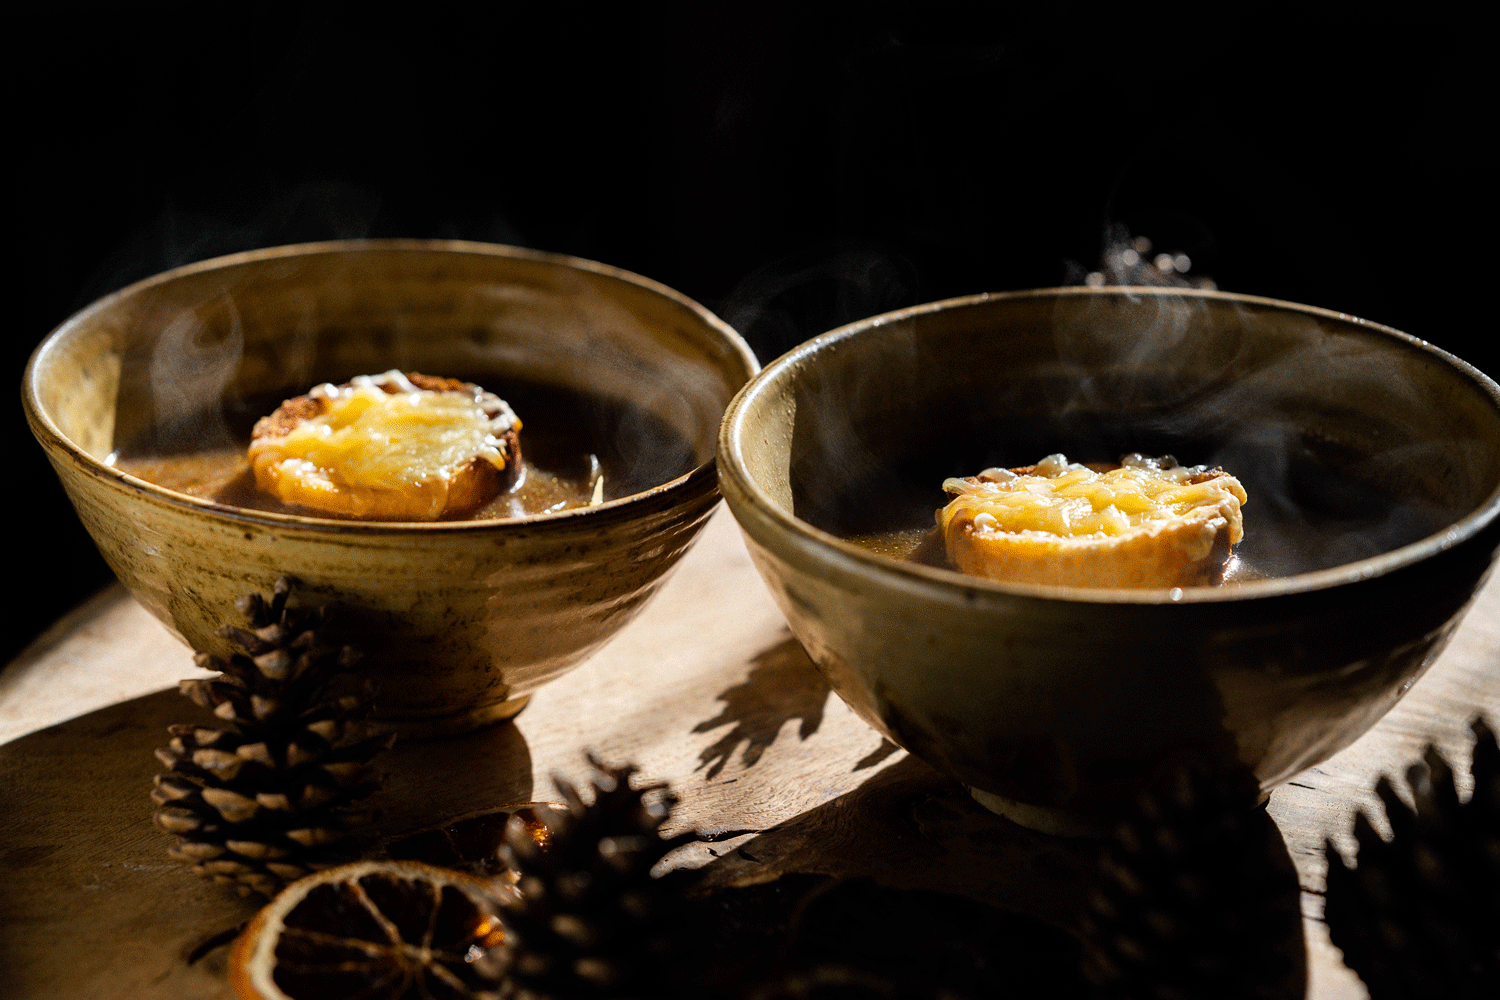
left=843, top=523, right=1267, bottom=585
left=116, top=447, right=603, bottom=519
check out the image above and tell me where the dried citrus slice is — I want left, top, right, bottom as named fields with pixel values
left=229, top=859, right=511, bottom=1000
left=937, top=453, right=1247, bottom=588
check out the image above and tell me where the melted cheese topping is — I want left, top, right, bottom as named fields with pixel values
left=940, top=453, right=1246, bottom=549
left=249, top=371, right=519, bottom=520
left=935, top=453, right=1247, bottom=587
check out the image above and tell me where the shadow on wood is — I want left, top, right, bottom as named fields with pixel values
left=0, top=685, right=535, bottom=997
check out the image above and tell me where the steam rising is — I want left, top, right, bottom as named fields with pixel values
left=1080, top=228, right=1217, bottom=290
left=785, top=227, right=1469, bottom=584
left=1056, top=231, right=1456, bottom=577
left=148, top=295, right=243, bottom=455
left=722, top=245, right=919, bottom=362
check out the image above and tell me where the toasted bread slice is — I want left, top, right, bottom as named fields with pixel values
left=248, top=370, right=521, bottom=520
left=937, top=453, right=1246, bottom=588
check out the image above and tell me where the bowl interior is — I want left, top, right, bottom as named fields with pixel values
left=738, top=288, right=1500, bottom=589
left=31, top=241, right=756, bottom=520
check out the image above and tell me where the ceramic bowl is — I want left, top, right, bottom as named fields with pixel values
left=718, top=286, right=1500, bottom=832
left=25, top=240, right=757, bottom=736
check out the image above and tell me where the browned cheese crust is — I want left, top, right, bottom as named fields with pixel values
left=938, top=457, right=1247, bottom=589
left=249, top=372, right=521, bottom=520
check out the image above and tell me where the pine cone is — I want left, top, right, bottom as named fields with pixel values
left=1324, top=715, right=1500, bottom=999
left=151, top=577, right=395, bottom=898
left=495, top=753, right=695, bottom=1000
left=1079, top=762, right=1305, bottom=1000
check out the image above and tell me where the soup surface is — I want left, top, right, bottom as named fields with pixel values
left=113, top=379, right=697, bottom=521
left=843, top=524, right=1264, bottom=585
left=831, top=459, right=1445, bottom=587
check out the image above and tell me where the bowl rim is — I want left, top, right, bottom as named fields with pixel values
left=24, top=238, right=760, bottom=533
left=718, top=284, right=1500, bottom=605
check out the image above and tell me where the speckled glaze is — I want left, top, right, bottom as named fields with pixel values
left=26, top=241, right=757, bottom=737
left=719, top=287, right=1500, bottom=832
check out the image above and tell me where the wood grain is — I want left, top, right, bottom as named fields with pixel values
left=2, top=508, right=1495, bottom=998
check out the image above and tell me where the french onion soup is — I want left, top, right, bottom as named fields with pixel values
left=115, top=372, right=695, bottom=521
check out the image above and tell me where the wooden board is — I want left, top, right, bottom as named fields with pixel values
left=2, top=508, right=1496, bottom=998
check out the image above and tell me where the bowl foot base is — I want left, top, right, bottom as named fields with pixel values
left=376, top=694, right=532, bottom=740
left=966, top=786, right=1110, bottom=838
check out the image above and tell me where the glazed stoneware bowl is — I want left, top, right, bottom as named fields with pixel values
left=718, top=286, right=1500, bottom=832
left=25, top=240, right=757, bottom=736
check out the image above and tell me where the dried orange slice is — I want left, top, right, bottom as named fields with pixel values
left=229, top=859, right=511, bottom=1000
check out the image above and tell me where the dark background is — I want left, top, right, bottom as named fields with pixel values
left=10, top=5, right=1489, bottom=664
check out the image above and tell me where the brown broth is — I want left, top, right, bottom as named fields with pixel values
left=113, top=379, right=698, bottom=521
left=844, top=525, right=948, bottom=567
left=843, top=522, right=1266, bottom=586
